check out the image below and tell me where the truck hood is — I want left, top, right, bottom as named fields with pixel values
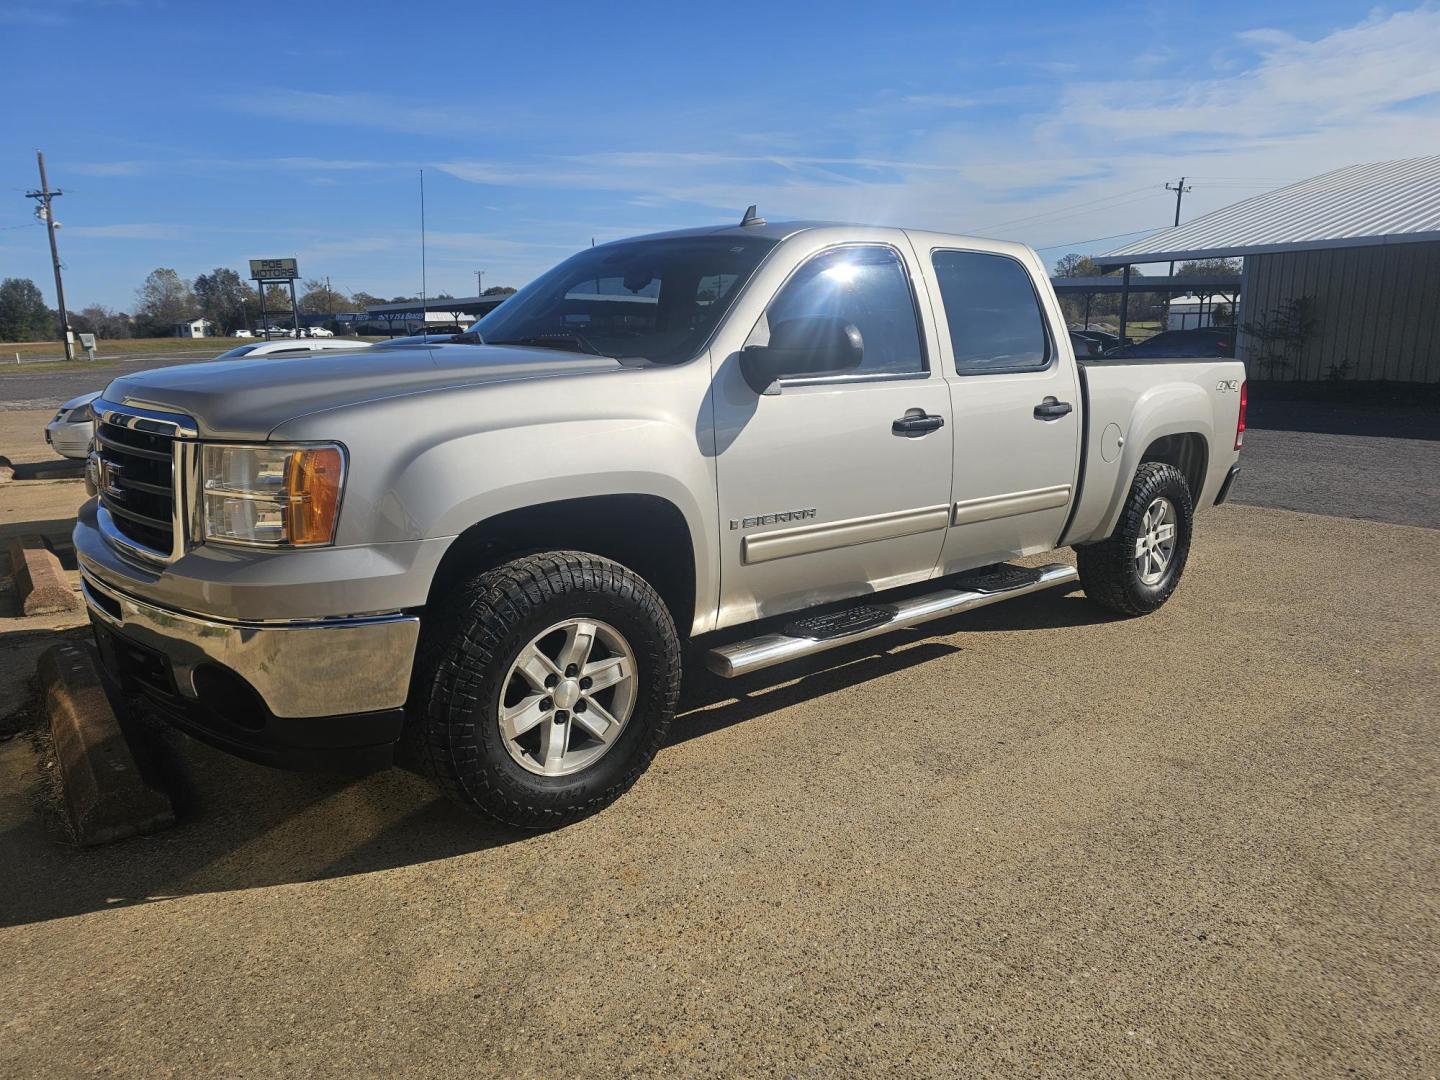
left=101, top=343, right=623, bottom=439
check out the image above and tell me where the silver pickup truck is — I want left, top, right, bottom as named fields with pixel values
left=78, top=217, right=1245, bottom=827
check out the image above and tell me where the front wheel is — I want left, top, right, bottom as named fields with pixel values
left=1076, top=462, right=1194, bottom=616
left=409, top=552, right=682, bottom=828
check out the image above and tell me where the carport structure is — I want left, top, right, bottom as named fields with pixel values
left=1096, top=155, right=1440, bottom=384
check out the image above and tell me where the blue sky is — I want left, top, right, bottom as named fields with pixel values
left=2, top=1, right=1436, bottom=310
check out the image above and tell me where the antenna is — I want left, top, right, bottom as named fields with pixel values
left=740, top=204, right=766, bottom=227
left=419, top=168, right=428, bottom=323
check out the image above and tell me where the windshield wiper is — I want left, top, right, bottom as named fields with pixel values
left=487, top=332, right=605, bottom=357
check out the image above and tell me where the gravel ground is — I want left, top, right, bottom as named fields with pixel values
left=1, top=504, right=1436, bottom=1078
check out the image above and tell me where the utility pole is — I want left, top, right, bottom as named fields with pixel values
left=475, top=269, right=484, bottom=296
left=1164, top=176, right=1192, bottom=278
left=25, top=151, right=74, bottom=360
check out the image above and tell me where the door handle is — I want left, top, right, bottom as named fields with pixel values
left=1033, top=397, right=1073, bottom=420
left=892, top=412, right=945, bottom=435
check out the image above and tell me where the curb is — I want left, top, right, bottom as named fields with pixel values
left=7, top=535, right=81, bottom=616
left=39, top=641, right=176, bottom=846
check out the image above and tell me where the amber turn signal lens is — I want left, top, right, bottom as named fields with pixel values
left=284, top=446, right=344, bottom=545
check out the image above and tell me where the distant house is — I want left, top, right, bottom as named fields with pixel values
left=173, top=318, right=212, bottom=338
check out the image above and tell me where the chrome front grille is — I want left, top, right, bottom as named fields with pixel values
left=93, top=401, right=197, bottom=565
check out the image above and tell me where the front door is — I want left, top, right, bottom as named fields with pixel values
left=922, top=246, right=1082, bottom=572
left=712, top=243, right=953, bottom=628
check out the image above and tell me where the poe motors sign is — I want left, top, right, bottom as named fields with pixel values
left=249, top=258, right=299, bottom=281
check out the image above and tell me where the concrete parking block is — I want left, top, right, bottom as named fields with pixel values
left=7, top=535, right=80, bottom=616
left=0, top=454, right=13, bottom=484
left=39, top=640, right=175, bottom=846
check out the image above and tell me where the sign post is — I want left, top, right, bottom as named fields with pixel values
left=249, top=258, right=301, bottom=340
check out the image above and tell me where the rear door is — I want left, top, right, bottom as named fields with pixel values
left=920, top=246, right=1082, bottom=572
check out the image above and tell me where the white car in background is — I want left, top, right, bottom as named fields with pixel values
left=212, top=338, right=372, bottom=360
left=306, top=326, right=335, bottom=337
left=231, top=329, right=254, bottom=338
left=44, top=339, right=372, bottom=458
left=45, top=391, right=102, bottom=459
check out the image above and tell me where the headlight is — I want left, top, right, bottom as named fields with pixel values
left=201, top=443, right=346, bottom=547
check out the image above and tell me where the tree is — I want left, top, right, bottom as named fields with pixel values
left=299, top=278, right=353, bottom=315
left=134, top=268, right=197, bottom=336
left=1242, top=296, right=1316, bottom=380
left=349, top=291, right=384, bottom=309
left=71, top=305, right=132, bottom=339
left=0, top=278, right=55, bottom=342
left=482, top=285, right=517, bottom=297
left=193, top=267, right=258, bottom=334
left=1176, top=258, right=1242, bottom=277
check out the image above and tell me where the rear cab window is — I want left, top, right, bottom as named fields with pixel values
left=930, top=250, right=1052, bottom=375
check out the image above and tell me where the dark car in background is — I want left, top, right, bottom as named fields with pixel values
left=1072, top=328, right=1125, bottom=352
left=1103, top=327, right=1236, bottom=359
left=1069, top=331, right=1104, bottom=357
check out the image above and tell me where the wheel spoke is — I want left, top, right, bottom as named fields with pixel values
left=582, top=654, right=632, bottom=693
left=1134, top=536, right=1149, bottom=559
left=1138, top=550, right=1152, bottom=578
left=1155, top=523, right=1176, bottom=543
left=539, top=716, right=569, bottom=770
left=501, top=694, right=549, bottom=740
left=1150, top=545, right=1169, bottom=571
left=515, top=645, right=562, bottom=693
left=575, top=698, right=621, bottom=742
left=558, top=620, right=598, bottom=671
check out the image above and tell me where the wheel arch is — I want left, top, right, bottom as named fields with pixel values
left=425, top=493, right=698, bottom=637
left=1139, top=432, right=1208, bottom=504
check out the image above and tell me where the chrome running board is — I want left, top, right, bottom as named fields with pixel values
left=704, top=562, right=1079, bottom=678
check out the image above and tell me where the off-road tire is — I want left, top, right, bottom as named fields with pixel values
left=409, top=551, right=682, bottom=829
left=1076, top=462, right=1194, bottom=616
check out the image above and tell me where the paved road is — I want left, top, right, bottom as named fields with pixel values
left=0, top=352, right=224, bottom=410
left=2, top=505, right=1437, bottom=1078
left=1232, top=399, right=1440, bottom=529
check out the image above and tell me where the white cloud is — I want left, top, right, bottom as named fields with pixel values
left=218, top=90, right=514, bottom=137
left=63, top=223, right=185, bottom=239
left=432, top=7, right=1440, bottom=260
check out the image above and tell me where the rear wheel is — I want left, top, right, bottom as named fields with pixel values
left=1076, top=462, right=1193, bottom=616
left=410, top=551, right=682, bottom=828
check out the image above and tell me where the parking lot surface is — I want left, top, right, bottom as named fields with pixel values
left=2, top=500, right=1436, bottom=1078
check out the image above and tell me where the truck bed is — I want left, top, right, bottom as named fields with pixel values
left=1062, top=356, right=1246, bottom=547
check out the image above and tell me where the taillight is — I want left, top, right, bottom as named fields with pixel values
left=1235, top=379, right=1248, bottom=450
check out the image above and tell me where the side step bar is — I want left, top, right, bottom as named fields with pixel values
left=705, top=563, right=1079, bottom=678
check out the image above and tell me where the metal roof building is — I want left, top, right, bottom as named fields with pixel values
left=1098, top=155, right=1440, bottom=266
left=1096, top=156, right=1440, bottom=385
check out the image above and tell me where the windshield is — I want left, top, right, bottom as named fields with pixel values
left=215, top=344, right=260, bottom=360
left=469, top=235, right=777, bottom=364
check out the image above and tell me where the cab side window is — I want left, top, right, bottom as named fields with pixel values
left=750, top=245, right=926, bottom=376
left=931, top=250, right=1051, bottom=375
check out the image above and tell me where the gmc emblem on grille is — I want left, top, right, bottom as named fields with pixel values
left=99, top=459, right=125, bottom=499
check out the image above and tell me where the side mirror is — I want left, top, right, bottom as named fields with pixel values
left=739, top=316, right=863, bottom=393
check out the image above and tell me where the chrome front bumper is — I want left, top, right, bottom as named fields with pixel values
left=81, top=571, right=420, bottom=719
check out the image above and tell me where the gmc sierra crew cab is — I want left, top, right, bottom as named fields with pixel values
left=78, top=214, right=1246, bottom=827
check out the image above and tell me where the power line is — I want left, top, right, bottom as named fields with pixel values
left=1032, top=226, right=1159, bottom=252
left=970, top=185, right=1155, bottom=233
